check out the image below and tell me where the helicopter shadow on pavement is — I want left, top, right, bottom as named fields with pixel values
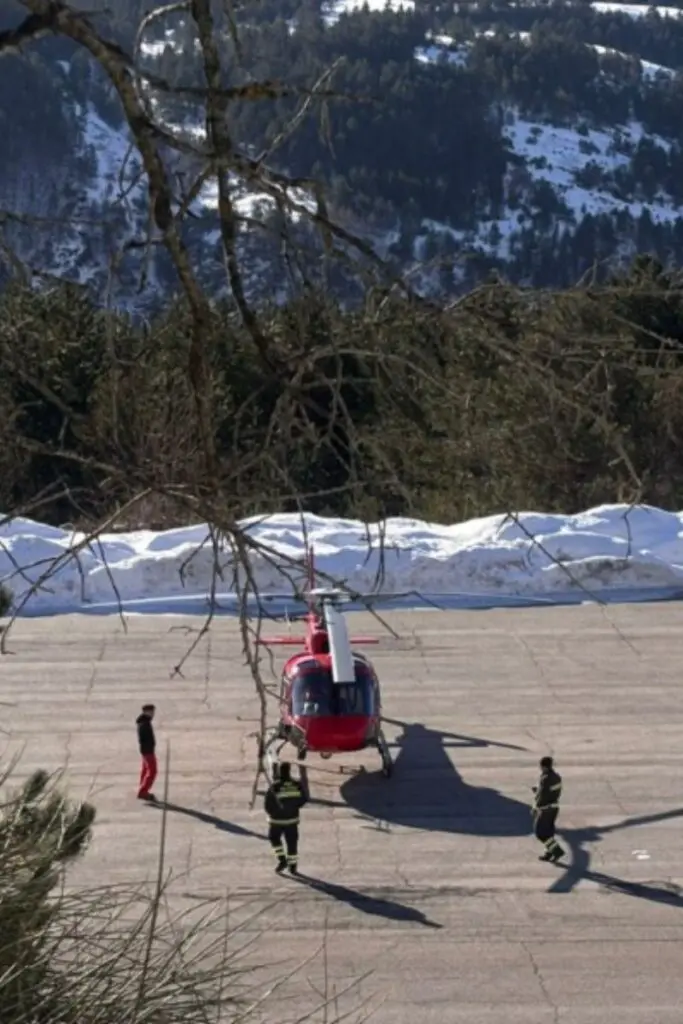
left=290, top=873, right=442, bottom=928
left=150, top=800, right=268, bottom=841
left=550, top=808, right=683, bottom=906
left=340, top=720, right=532, bottom=838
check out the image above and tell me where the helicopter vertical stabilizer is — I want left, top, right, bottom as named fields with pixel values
left=322, top=600, right=355, bottom=684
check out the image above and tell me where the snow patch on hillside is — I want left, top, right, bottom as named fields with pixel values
left=589, top=43, right=675, bottom=76
left=416, top=28, right=677, bottom=80
left=408, top=107, right=682, bottom=273
left=415, top=35, right=469, bottom=66
left=324, top=0, right=415, bottom=23
left=77, top=104, right=144, bottom=210
left=457, top=0, right=683, bottom=11
left=200, top=179, right=317, bottom=223
left=590, top=1, right=683, bottom=17
left=505, top=115, right=677, bottom=222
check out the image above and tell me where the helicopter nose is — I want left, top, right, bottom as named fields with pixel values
left=305, top=716, right=369, bottom=753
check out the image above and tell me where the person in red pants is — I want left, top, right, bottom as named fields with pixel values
left=136, top=703, right=158, bottom=801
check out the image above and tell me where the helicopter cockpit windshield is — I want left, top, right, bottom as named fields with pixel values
left=291, top=663, right=376, bottom=717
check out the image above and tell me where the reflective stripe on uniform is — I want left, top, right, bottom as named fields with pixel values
left=268, top=817, right=300, bottom=826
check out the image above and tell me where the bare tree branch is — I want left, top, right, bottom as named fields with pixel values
left=0, top=9, right=59, bottom=57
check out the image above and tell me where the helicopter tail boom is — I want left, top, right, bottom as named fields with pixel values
left=256, top=543, right=379, bottom=646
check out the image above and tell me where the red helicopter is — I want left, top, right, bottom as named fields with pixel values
left=256, top=546, right=393, bottom=780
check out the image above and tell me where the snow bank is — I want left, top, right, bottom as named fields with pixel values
left=2, top=505, right=683, bottom=616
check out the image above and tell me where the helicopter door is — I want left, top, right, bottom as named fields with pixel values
left=371, top=668, right=381, bottom=713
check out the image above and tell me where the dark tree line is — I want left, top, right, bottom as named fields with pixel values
left=3, top=254, right=683, bottom=527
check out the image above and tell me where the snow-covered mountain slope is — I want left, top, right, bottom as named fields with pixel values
left=406, top=24, right=683, bottom=273
left=4, top=0, right=683, bottom=306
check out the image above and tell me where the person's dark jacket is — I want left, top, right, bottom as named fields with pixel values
left=264, top=777, right=308, bottom=825
left=534, top=768, right=562, bottom=812
left=137, top=713, right=156, bottom=755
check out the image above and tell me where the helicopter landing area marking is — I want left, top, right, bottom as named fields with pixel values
left=4, top=605, right=683, bottom=1023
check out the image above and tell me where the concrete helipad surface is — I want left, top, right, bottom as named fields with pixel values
left=2, top=603, right=683, bottom=1022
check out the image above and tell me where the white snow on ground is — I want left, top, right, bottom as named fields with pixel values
left=2, top=505, right=683, bottom=615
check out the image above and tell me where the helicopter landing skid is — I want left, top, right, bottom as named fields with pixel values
left=259, top=728, right=287, bottom=783
left=259, top=725, right=310, bottom=781
left=377, top=729, right=393, bottom=778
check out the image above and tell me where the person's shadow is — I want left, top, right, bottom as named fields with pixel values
left=154, top=796, right=443, bottom=926
left=338, top=721, right=683, bottom=907
left=339, top=720, right=532, bottom=837
left=550, top=808, right=683, bottom=904
left=291, top=873, right=442, bottom=928
left=149, top=800, right=268, bottom=841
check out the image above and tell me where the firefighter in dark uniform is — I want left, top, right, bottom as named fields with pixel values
left=532, top=756, right=565, bottom=862
left=264, top=761, right=308, bottom=874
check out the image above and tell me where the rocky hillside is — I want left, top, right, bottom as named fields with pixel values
left=4, top=0, right=683, bottom=309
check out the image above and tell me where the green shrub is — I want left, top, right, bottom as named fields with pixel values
left=0, top=764, right=368, bottom=1024
left=0, top=767, right=95, bottom=1021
